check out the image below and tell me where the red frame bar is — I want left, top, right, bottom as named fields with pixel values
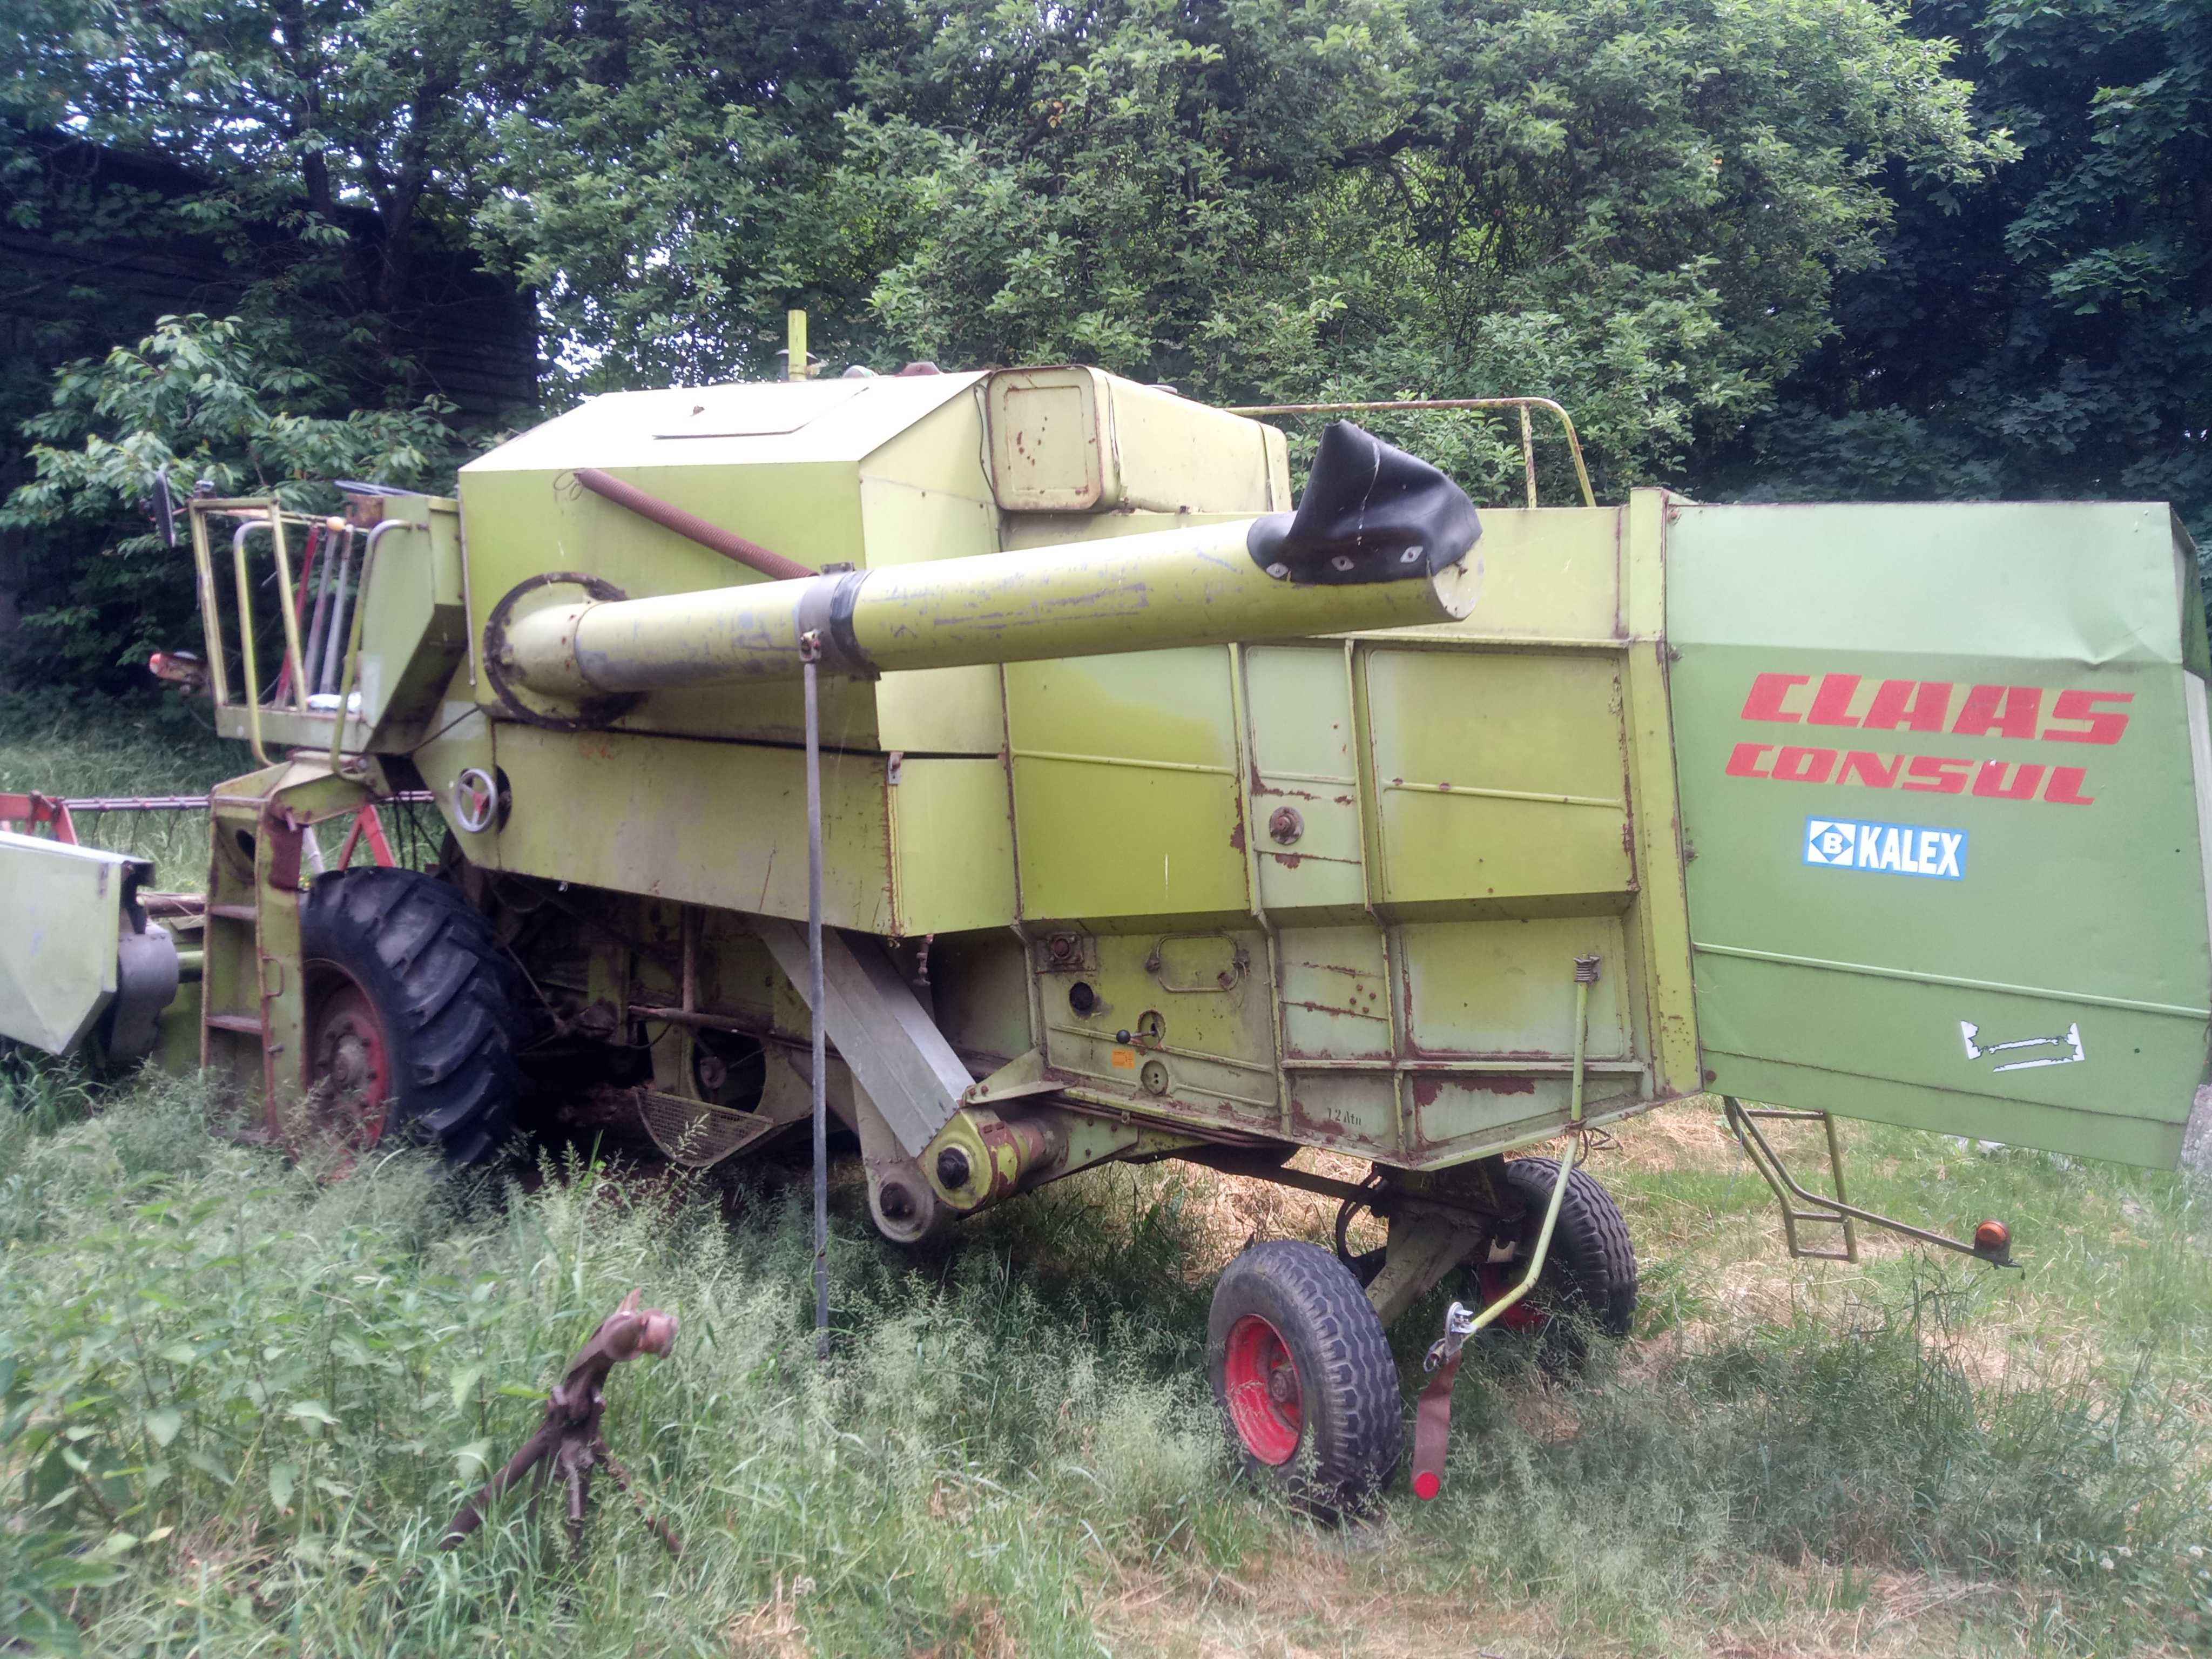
left=0, top=792, right=78, bottom=844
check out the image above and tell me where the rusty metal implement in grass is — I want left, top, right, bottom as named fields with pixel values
left=3, top=312, right=2206, bottom=1519
left=442, top=1291, right=680, bottom=1559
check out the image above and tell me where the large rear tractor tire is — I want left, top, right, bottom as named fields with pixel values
left=1471, top=1158, right=1637, bottom=1372
left=297, top=867, right=529, bottom=1169
left=1208, top=1240, right=1402, bottom=1519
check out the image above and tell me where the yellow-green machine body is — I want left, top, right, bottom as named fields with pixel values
left=427, top=370, right=1698, bottom=1182
left=5, top=356, right=2201, bottom=1511
left=4, top=362, right=2206, bottom=1259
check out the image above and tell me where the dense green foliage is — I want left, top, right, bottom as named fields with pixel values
left=0, top=318, right=458, bottom=686
left=1732, top=0, right=2212, bottom=535
left=2, top=0, right=2208, bottom=688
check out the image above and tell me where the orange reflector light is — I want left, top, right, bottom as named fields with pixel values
left=1973, top=1219, right=2010, bottom=1256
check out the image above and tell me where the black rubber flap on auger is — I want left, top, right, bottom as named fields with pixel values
left=1246, top=421, right=1481, bottom=585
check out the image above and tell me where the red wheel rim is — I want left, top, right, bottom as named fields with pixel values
left=304, top=968, right=392, bottom=1170
left=1222, top=1313, right=1303, bottom=1465
left=1477, top=1261, right=1551, bottom=1331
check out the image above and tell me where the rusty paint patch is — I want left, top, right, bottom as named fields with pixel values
left=1284, top=997, right=1388, bottom=1021
left=1229, top=820, right=1245, bottom=852
left=1465, top=1075, right=1536, bottom=1095
left=1412, top=1073, right=1537, bottom=1108
left=1289, top=1102, right=1350, bottom=1139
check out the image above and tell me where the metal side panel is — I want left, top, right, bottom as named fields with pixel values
left=757, top=919, right=973, bottom=1157
left=0, top=830, right=136, bottom=1054
left=488, top=723, right=900, bottom=933
left=1668, top=500, right=2212, bottom=1168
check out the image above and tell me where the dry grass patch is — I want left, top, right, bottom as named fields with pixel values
left=1097, top=1548, right=1548, bottom=1659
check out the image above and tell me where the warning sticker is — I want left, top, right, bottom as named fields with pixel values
left=1803, top=817, right=1966, bottom=880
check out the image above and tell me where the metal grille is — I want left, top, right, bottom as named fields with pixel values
left=635, top=1090, right=778, bottom=1168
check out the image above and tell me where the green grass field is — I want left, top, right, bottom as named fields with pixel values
left=4, top=705, right=2210, bottom=1657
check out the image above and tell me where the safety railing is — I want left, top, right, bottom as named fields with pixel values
left=185, top=498, right=402, bottom=767
left=1224, top=396, right=1596, bottom=509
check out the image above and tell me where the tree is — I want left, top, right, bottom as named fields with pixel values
left=1, top=1, right=534, bottom=685
left=0, top=0, right=2063, bottom=694
left=2, top=0, right=522, bottom=373
left=471, top=0, right=2002, bottom=491
left=840, top=0, right=2005, bottom=495
left=1723, top=0, right=2212, bottom=547
left=0, top=314, right=456, bottom=689
left=470, top=0, right=909, bottom=392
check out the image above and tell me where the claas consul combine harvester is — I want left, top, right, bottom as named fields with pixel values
left=4, top=351, right=2208, bottom=1513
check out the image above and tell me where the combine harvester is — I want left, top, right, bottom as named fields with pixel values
left=3, top=339, right=2206, bottom=1513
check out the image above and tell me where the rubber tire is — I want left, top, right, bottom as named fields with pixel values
left=1207, top=1240, right=1402, bottom=1519
left=1492, top=1158, right=1637, bottom=1368
left=300, top=867, right=528, bottom=1166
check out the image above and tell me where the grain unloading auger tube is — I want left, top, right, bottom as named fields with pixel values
left=480, top=420, right=1480, bottom=724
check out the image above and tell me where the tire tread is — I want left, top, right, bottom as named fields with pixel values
left=1500, top=1157, right=1637, bottom=1338
left=1209, top=1239, right=1402, bottom=1516
left=302, top=867, right=525, bottom=1166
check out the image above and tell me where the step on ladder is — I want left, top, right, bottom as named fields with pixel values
left=1722, top=1097, right=1859, bottom=1263
left=200, top=786, right=314, bottom=1142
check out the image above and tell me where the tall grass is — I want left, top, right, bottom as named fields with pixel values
left=0, top=1078, right=1249, bottom=1656
left=6, top=1075, right=2210, bottom=1656
left=1406, top=1278, right=2212, bottom=1650
left=0, top=691, right=235, bottom=880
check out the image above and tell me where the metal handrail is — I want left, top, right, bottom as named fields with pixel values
left=1224, top=396, right=1597, bottom=510
left=326, top=519, right=410, bottom=771
left=188, top=498, right=375, bottom=767
left=225, top=521, right=275, bottom=763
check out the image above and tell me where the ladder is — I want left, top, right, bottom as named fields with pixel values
left=1722, top=1097, right=1859, bottom=1263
